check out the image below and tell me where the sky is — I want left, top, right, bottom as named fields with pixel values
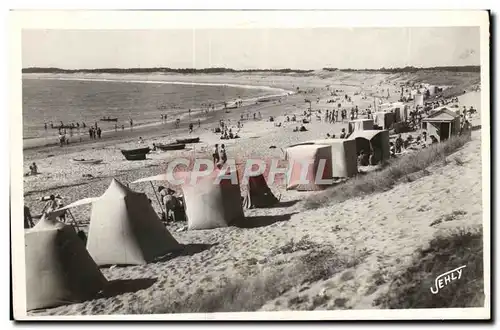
left=22, top=27, right=480, bottom=70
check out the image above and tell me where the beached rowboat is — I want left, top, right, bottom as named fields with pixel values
left=100, top=117, right=118, bottom=122
left=156, top=143, right=186, bottom=151
left=71, top=158, right=103, bottom=165
left=175, top=137, right=200, bottom=144
left=121, top=147, right=151, bottom=161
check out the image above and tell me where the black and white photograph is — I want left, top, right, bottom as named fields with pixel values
left=10, top=10, right=491, bottom=320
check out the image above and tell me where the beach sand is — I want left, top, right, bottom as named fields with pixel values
left=22, top=70, right=483, bottom=315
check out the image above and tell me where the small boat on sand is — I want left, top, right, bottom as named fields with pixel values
left=156, top=143, right=186, bottom=151
left=175, top=137, right=200, bottom=144
left=121, top=147, right=151, bottom=161
left=100, top=117, right=118, bottom=122
left=71, top=158, right=103, bottom=165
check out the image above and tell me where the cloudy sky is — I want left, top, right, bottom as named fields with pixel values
left=22, top=27, right=480, bottom=70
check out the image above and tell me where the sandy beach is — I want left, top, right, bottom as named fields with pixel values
left=22, top=70, right=484, bottom=315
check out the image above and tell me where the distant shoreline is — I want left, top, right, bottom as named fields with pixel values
left=22, top=73, right=295, bottom=149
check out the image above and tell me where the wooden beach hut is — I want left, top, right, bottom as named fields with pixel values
left=421, top=107, right=461, bottom=142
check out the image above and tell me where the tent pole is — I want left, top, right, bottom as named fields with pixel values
left=67, top=209, right=80, bottom=232
left=150, top=181, right=165, bottom=214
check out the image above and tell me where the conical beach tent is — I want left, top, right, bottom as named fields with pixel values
left=285, top=145, right=333, bottom=191
left=242, top=173, right=279, bottom=209
left=25, top=218, right=107, bottom=311
left=181, top=170, right=245, bottom=230
left=87, top=179, right=181, bottom=266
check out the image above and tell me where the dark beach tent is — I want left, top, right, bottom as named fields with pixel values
left=180, top=170, right=245, bottom=230
left=86, top=179, right=181, bottom=265
left=242, top=174, right=279, bottom=209
left=348, top=130, right=390, bottom=164
left=25, top=216, right=108, bottom=311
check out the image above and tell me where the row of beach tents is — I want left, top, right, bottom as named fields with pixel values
left=24, top=124, right=390, bottom=311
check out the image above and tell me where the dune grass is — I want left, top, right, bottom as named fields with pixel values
left=304, top=134, right=471, bottom=210
left=132, top=239, right=369, bottom=314
left=374, top=227, right=484, bottom=308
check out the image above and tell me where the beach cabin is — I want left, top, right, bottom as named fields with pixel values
left=414, top=93, right=424, bottom=107
left=421, top=108, right=461, bottom=142
left=391, top=102, right=409, bottom=123
left=348, top=119, right=374, bottom=134
left=288, top=139, right=358, bottom=178
left=285, top=145, right=333, bottom=191
left=373, top=112, right=395, bottom=130
left=348, top=130, right=390, bottom=164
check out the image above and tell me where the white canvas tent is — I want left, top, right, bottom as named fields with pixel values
left=25, top=218, right=107, bottom=311
left=285, top=144, right=333, bottom=191
left=287, top=139, right=357, bottom=178
left=132, top=170, right=245, bottom=230
left=57, top=178, right=181, bottom=265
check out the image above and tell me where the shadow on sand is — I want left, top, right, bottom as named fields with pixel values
left=156, top=243, right=218, bottom=262
left=267, top=199, right=300, bottom=208
left=236, top=212, right=298, bottom=229
left=99, top=278, right=157, bottom=299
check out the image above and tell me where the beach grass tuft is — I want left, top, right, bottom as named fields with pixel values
left=373, top=226, right=484, bottom=308
left=132, top=240, right=369, bottom=313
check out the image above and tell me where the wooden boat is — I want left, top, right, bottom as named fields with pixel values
left=71, top=158, right=103, bottom=165
left=121, top=147, right=150, bottom=161
left=175, top=137, right=200, bottom=144
left=52, top=125, right=76, bottom=130
left=100, top=117, right=118, bottom=122
left=156, top=143, right=186, bottom=151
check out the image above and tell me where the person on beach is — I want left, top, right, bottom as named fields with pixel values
left=189, top=123, right=194, bottom=133
left=122, top=125, right=125, bottom=131
left=138, top=137, right=144, bottom=144
left=198, top=119, right=201, bottom=128
left=97, top=127, right=102, bottom=139
left=213, top=144, right=220, bottom=165
left=340, top=128, right=346, bottom=139
left=161, top=114, right=164, bottom=122
left=58, top=133, right=65, bottom=147
left=24, top=205, right=35, bottom=229
left=82, top=122, right=86, bottom=128
left=395, top=134, right=404, bottom=153
left=44, top=123, right=47, bottom=130
left=218, top=144, right=227, bottom=168
left=29, top=162, right=38, bottom=176
left=130, top=118, right=134, bottom=129
left=88, top=128, right=93, bottom=139
left=94, top=122, right=98, bottom=129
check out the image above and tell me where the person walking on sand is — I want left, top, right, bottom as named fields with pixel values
left=97, top=127, right=102, bottom=139
left=88, top=127, right=93, bottom=139
left=130, top=118, right=134, bottom=129
left=213, top=144, right=220, bottom=165
left=217, top=144, right=227, bottom=169
left=198, top=119, right=201, bottom=128
left=189, top=123, right=194, bottom=133
left=121, top=124, right=125, bottom=131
